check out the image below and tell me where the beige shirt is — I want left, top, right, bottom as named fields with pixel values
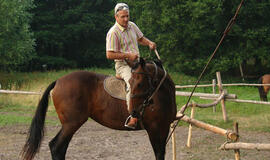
left=106, top=21, right=143, bottom=62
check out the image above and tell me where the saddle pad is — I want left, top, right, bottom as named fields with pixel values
left=104, top=76, right=127, bottom=100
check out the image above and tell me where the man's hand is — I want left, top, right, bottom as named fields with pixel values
left=128, top=53, right=139, bottom=61
left=149, top=41, right=156, bottom=50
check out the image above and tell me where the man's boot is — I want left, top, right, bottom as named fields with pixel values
left=125, top=116, right=138, bottom=129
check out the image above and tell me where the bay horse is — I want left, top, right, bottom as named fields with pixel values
left=21, top=58, right=177, bottom=160
left=258, top=74, right=270, bottom=101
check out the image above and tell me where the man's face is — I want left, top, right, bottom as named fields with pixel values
left=115, top=10, right=129, bottom=28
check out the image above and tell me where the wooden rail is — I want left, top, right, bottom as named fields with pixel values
left=176, top=112, right=237, bottom=141
left=219, top=142, right=270, bottom=151
left=176, top=83, right=270, bottom=89
left=176, top=91, right=237, bottom=99
left=0, top=89, right=41, bottom=95
left=201, top=96, right=270, bottom=105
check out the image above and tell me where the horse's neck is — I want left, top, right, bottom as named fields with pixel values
left=147, top=64, right=175, bottom=90
left=147, top=63, right=168, bottom=81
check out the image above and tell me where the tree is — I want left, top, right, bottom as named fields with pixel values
left=31, top=0, right=114, bottom=69
left=0, top=0, right=35, bottom=71
left=123, top=0, right=270, bottom=77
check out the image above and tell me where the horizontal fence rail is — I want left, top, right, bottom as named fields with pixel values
left=220, top=142, right=270, bottom=151
left=176, top=83, right=270, bottom=89
left=176, top=91, right=237, bottom=99
left=0, top=89, right=41, bottom=95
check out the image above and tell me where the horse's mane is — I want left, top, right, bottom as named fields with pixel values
left=131, top=58, right=164, bottom=70
left=152, top=60, right=163, bottom=68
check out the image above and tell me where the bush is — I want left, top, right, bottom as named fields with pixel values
left=24, top=56, right=77, bottom=71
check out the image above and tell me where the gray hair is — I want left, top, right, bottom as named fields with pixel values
left=114, top=3, right=129, bottom=15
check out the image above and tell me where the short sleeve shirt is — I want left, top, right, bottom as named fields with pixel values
left=106, top=21, right=144, bottom=61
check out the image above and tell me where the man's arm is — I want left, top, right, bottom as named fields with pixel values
left=138, top=37, right=156, bottom=50
left=106, top=51, right=138, bottom=61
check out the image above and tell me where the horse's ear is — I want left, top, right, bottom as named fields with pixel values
left=139, top=57, right=145, bottom=68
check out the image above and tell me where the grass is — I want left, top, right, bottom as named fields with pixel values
left=176, top=86, right=270, bottom=132
left=0, top=103, right=58, bottom=125
left=0, top=68, right=269, bottom=133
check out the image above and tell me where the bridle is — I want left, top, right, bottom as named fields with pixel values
left=130, top=61, right=167, bottom=116
left=130, top=62, right=157, bottom=99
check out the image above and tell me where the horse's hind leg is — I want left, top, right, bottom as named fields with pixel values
left=264, top=93, right=268, bottom=102
left=264, top=87, right=269, bottom=101
left=49, top=121, right=87, bottom=160
left=263, top=94, right=268, bottom=102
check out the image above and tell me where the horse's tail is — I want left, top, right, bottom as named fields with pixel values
left=258, top=76, right=266, bottom=101
left=21, top=81, right=56, bottom=160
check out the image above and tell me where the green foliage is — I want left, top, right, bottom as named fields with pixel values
left=27, top=56, right=77, bottom=71
left=2, top=0, right=270, bottom=77
left=122, top=0, right=270, bottom=77
left=31, top=0, right=114, bottom=69
left=0, top=0, right=35, bottom=71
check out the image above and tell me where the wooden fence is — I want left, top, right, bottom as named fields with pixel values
left=176, top=72, right=270, bottom=123
left=171, top=97, right=270, bottom=160
left=170, top=71, right=270, bottom=160
left=218, top=123, right=270, bottom=160
left=1, top=72, right=270, bottom=160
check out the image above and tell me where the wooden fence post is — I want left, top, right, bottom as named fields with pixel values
left=234, top=122, right=240, bottom=160
left=216, top=72, right=228, bottom=122
left=171, top=123, right=176, bottom=160
left=212, top=79, right=216, bottom=112
left=187, top=104, right=195, bottom=148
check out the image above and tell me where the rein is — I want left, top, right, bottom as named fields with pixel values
left=131, top=61, right=167, bottom=117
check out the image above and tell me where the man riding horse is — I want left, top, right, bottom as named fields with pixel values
left=106, top=3, right=156, bottom=129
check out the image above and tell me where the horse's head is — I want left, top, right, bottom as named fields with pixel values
left=127, top=58, right=157, bottom=117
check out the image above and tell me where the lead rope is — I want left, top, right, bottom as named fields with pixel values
left=166, top=0, right=245, bottom=145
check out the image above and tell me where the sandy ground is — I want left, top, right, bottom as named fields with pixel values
left=0, top=120, right=270, bottom=160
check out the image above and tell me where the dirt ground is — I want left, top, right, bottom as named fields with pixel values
left=0, top=120, right=270, bottom=160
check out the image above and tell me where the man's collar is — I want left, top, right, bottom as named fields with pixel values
left=116, top=22, right=131, bottom=32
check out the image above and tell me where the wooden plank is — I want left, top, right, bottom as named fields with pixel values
left=176, top=112, right=237, bottom=141
left=0, top=89, right=41, bottom=95
left=175, top=91, right=237, bottom=99
left=175, top=84, right=213, bottom=88
left=226, top=98, right=270, bottom=105
left=212, top=79, right=217, bottom=112
left=179, top=91, right=226, bottom=110
left=220, top=142, right=270, bottom=151
left=171, top=124, right=176, bottom=160
left=200, top=97, right=270, bottom=105
left=216, top=72, right=227, bottom=122
left=186, top=106, right=195, bottom=148
left=175, top=83, right=270, bottom=89
left=234, top=122, right=240, bottom=160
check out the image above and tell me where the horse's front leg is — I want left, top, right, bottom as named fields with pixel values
left=146, top=123, right=170, bottom=160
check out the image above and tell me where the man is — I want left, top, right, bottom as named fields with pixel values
left=106, top=3, right=156, bottom=129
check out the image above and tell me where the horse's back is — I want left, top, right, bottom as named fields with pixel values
left=51, top=71, right=108, bottom=123
left=262, top=74, right=270, bottom=83
left=59, top=70, right=106, bottom=83
left=52, top=71, right=102, bottom=98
